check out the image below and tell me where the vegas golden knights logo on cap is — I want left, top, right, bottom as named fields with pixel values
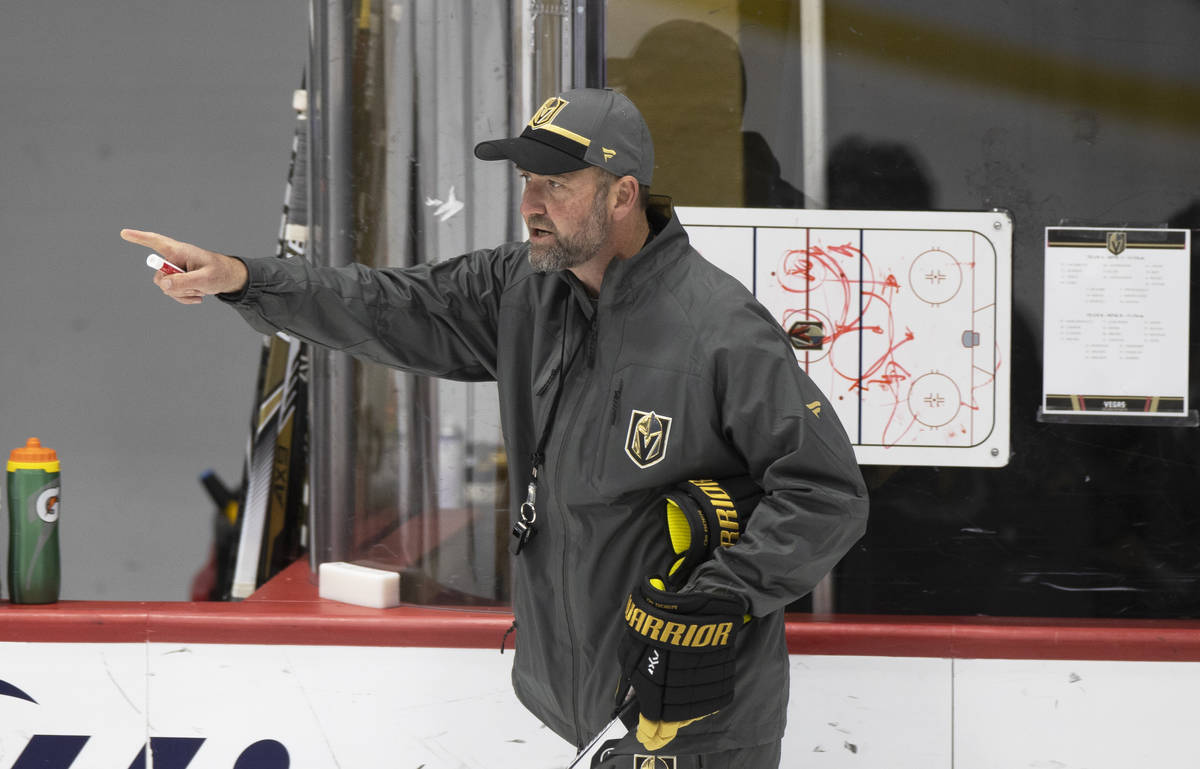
left=527, top=95, right=591, bottom=148
left=625, top=410, right=672, bottom=469
left=1107, top=230, right=1127, bottom=255
left=528, top=96, right=568, bottom=129
left=634, top=756, right=676, bottom=769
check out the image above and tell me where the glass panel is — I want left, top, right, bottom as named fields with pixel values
left=317, top=0, right=1200, bottom=617
left=308, top=0, right=596, bottom=606
left=605, top=0, right=1200, bottom=619
left=824, top=0, right=1200, bottom=618
left=317, top=0, right=517, bottom=605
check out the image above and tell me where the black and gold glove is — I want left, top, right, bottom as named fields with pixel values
left=617, top=577, right=746, bottom=750
left=616, top=476, right=762, bottom=750
left=660, top=477, right=761, bottom=590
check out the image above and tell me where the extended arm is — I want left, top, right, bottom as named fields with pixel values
left=123, top=227, right=515, bottom=381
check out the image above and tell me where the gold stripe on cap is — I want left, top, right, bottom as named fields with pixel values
left=535, top=122, right=591, bottom=147
left=526, top=96, right=592, bottom=148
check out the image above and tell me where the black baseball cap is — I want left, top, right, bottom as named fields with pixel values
left=474, top=88, right=654, bottom=186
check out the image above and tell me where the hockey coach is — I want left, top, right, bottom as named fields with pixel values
left=123, top=87, right=869, bottom=768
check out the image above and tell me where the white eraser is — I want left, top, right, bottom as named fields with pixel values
left=318, top=561, right=400, bottom=609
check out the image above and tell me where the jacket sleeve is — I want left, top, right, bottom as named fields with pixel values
left=220, top=249, right=518, bottom=381
left=685, top=300, right=869, bottom=617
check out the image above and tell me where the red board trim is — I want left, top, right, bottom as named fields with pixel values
left=4, top=561, right=1199, bottom=661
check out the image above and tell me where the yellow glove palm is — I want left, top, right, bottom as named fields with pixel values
left=636, top=711, right=716, bottom=751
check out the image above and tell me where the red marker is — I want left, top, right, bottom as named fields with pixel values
left=146, top=253, right=184, bottom=275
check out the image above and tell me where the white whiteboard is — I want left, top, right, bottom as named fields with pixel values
left=678, top=207, right=1013, bottom=468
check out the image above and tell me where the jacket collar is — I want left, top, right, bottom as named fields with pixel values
left=598, top=195, right=687, bottom=303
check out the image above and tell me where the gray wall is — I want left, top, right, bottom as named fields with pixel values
left=0, top=2, right=308, bottom=600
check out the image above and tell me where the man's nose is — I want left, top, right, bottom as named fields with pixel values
left=520, top=185, right=545, bottom=218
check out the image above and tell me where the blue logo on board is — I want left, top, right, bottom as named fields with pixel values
left=1, top=678, right=291, bottom=768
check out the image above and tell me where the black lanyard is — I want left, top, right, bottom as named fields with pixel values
left=510, top=296, right=593, bottom=555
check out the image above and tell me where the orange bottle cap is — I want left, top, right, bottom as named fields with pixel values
left=10, top=437, right=58, bottom=463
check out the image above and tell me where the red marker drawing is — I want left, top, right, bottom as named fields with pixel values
left=146, top=253, right=184, bottom=275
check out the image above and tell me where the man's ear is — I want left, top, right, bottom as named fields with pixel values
left=610, top=174, right=641, bottom=221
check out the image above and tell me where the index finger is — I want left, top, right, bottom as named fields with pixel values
left=120, top=228, right=178, bottom=254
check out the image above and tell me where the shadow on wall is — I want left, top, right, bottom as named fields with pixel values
left=826, top=135, right=936, bottom=210
left=608, top=19, right=804, bottom=208
left=609, top=18, right=939, bottom=211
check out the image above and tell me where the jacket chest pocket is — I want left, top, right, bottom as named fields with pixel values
left=590, top=364, right=702, bottom=497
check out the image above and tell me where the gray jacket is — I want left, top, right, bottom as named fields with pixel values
left=224, top=206, right=869, bottom=754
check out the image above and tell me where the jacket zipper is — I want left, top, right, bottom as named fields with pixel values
left=556, top=312, right=598, bottom=745
left=585, top=314, right=599, bottom=368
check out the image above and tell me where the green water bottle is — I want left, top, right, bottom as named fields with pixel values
left=7, top=437, right=62, bottom=604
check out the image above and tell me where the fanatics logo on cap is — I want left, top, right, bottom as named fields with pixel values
left=625, top=410, right=672, bottom=468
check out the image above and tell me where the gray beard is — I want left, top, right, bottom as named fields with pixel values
left=529, top=234, right=599, bottom=272
left=527, top=187, right=611, bottom=273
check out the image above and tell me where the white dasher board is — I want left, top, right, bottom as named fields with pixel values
left=678, top=207, right=1013, bottom=468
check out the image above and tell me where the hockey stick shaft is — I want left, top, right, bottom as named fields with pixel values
left=565, top=699, right=636, bottom=769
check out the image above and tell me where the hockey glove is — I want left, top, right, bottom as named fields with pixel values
left=617, top=577, right=747, bottom=751
left=660, top=477, right=761, bottom=590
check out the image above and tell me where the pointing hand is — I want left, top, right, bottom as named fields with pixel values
left=121, top=228, right=248, bottom=305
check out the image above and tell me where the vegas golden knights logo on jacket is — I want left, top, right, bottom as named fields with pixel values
left=625, top=410, right=672, bottom=469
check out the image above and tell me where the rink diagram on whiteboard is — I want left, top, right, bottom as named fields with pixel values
left=678, top=207, right=1013, bottom=467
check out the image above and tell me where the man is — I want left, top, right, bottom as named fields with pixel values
left=122, top=88, right=868, bottom=768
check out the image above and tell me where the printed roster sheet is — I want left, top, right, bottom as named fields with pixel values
left=1043, top=227, right=1190, bottom=417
